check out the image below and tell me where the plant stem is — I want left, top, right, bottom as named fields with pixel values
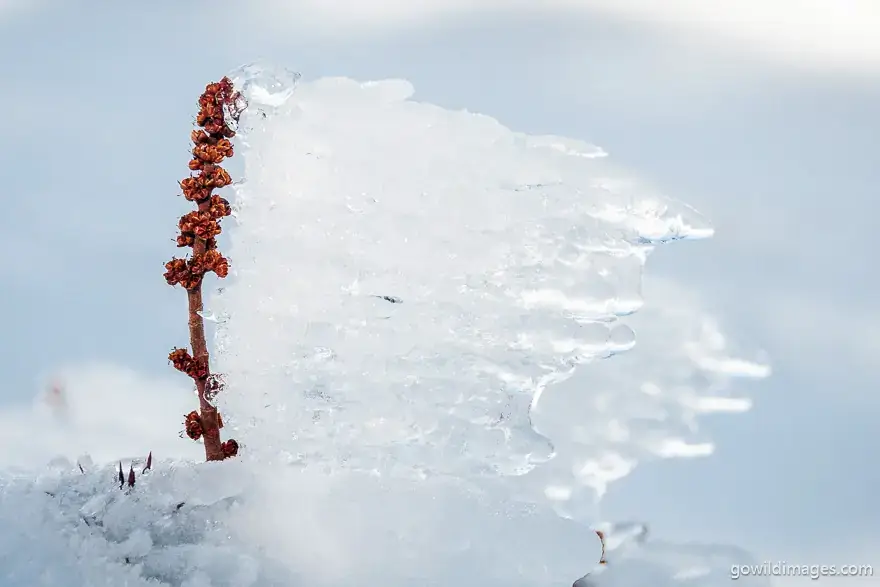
left=189, top=202, right=223, bottom=461
left=166, top=77, right=241, bottom=462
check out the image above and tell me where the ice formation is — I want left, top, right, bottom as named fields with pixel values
left=213, top=65, right=767, bottom=497
left=0, top=64, right=771, bottom=586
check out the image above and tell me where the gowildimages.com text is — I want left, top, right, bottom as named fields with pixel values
left=731, top=562, right=874, bottom=580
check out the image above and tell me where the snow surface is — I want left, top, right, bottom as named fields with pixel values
left=0, top=63, right=771, bottom=586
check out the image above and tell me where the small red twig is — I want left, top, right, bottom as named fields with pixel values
left=165, top=78, right=245, bottom=462
left=596, top=530, right=607, bottom=565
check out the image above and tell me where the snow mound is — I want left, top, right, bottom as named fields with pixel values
left=0, top=459, right=257, bottom=587
left=0, top=462, right=770, bottom=587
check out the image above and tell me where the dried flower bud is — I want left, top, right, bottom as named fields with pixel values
left=191, top=129, right=213, bottom=145
left=196, top=109, right=218, bottom=128
left=168, top=347, right=194, bottom=373
left=200, top=249, right=229, bottom=278
left=195, top=77, right=245, bottom=139
left=180, top=177, right=211, bottom=202
left=179, top=210, right=222, bottom=240
left=187, top=356, right=209, bottom=380
left=199, top=165, right=232, bottom=190
left=177, top=233, right=195, bottom=247
left=221, top=439, right=239, bottom=458
left=164, top=258, right=189, bottom=286
left=206, top=120, right=237, bottom=138
left=168, top=348, right=208, bottom=380
left=164, top=257, right=200, bottom=289
left=165, top=251, right=229, bottom=290
left=207, top=195, right=232, bottom=219
left=180, top=166, right=232, bottom=203
left=184, top=410, right=203, bottom=441
left=191, top=138, right=234, bottom=167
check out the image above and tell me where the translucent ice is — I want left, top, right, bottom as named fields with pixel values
left=209, top=75, right=733, bottom=484
left=228, top=61, right=301, bottom=113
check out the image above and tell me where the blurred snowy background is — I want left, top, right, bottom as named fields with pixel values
left=0, top=1, right=878, bottom=585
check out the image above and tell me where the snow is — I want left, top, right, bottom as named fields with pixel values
left=0, top=64, right=771, bottom=586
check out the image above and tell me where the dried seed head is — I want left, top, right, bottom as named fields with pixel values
left=207, top=195, right=232, bottom=219
left=168, top=347, right=194, bottom=373
left=180, top=176, right=211, bottom=202
left=199, top=249, right=230, bottom=278
left=164, top=251, right=229, bottom=290
left=184, top=410, right=203, bottom=441
left=177, top=233, right=195, bottom=248
left=221, top=438, right=239, bottom=459
left=191, top=129, right=212, bottom=144
left=191, top=138, right=234, bottom=168
left=188, top=356, right=209, bottom=380
left=168, top=348, right=208, bottom=380
left=179, top=210, right=222, bottom=241
left=199, top=165, right=233, bottom=190
left=180, top=166, right=232, bottom=202
left=195, top=77, right=245, bottom=139
left=163, top=258, right=189, bottom=286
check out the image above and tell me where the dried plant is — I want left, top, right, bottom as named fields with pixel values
left=164, top=77, right=245, bottom=461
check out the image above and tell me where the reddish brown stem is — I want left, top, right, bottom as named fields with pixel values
left=188, top=215, right=224, bottom=461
